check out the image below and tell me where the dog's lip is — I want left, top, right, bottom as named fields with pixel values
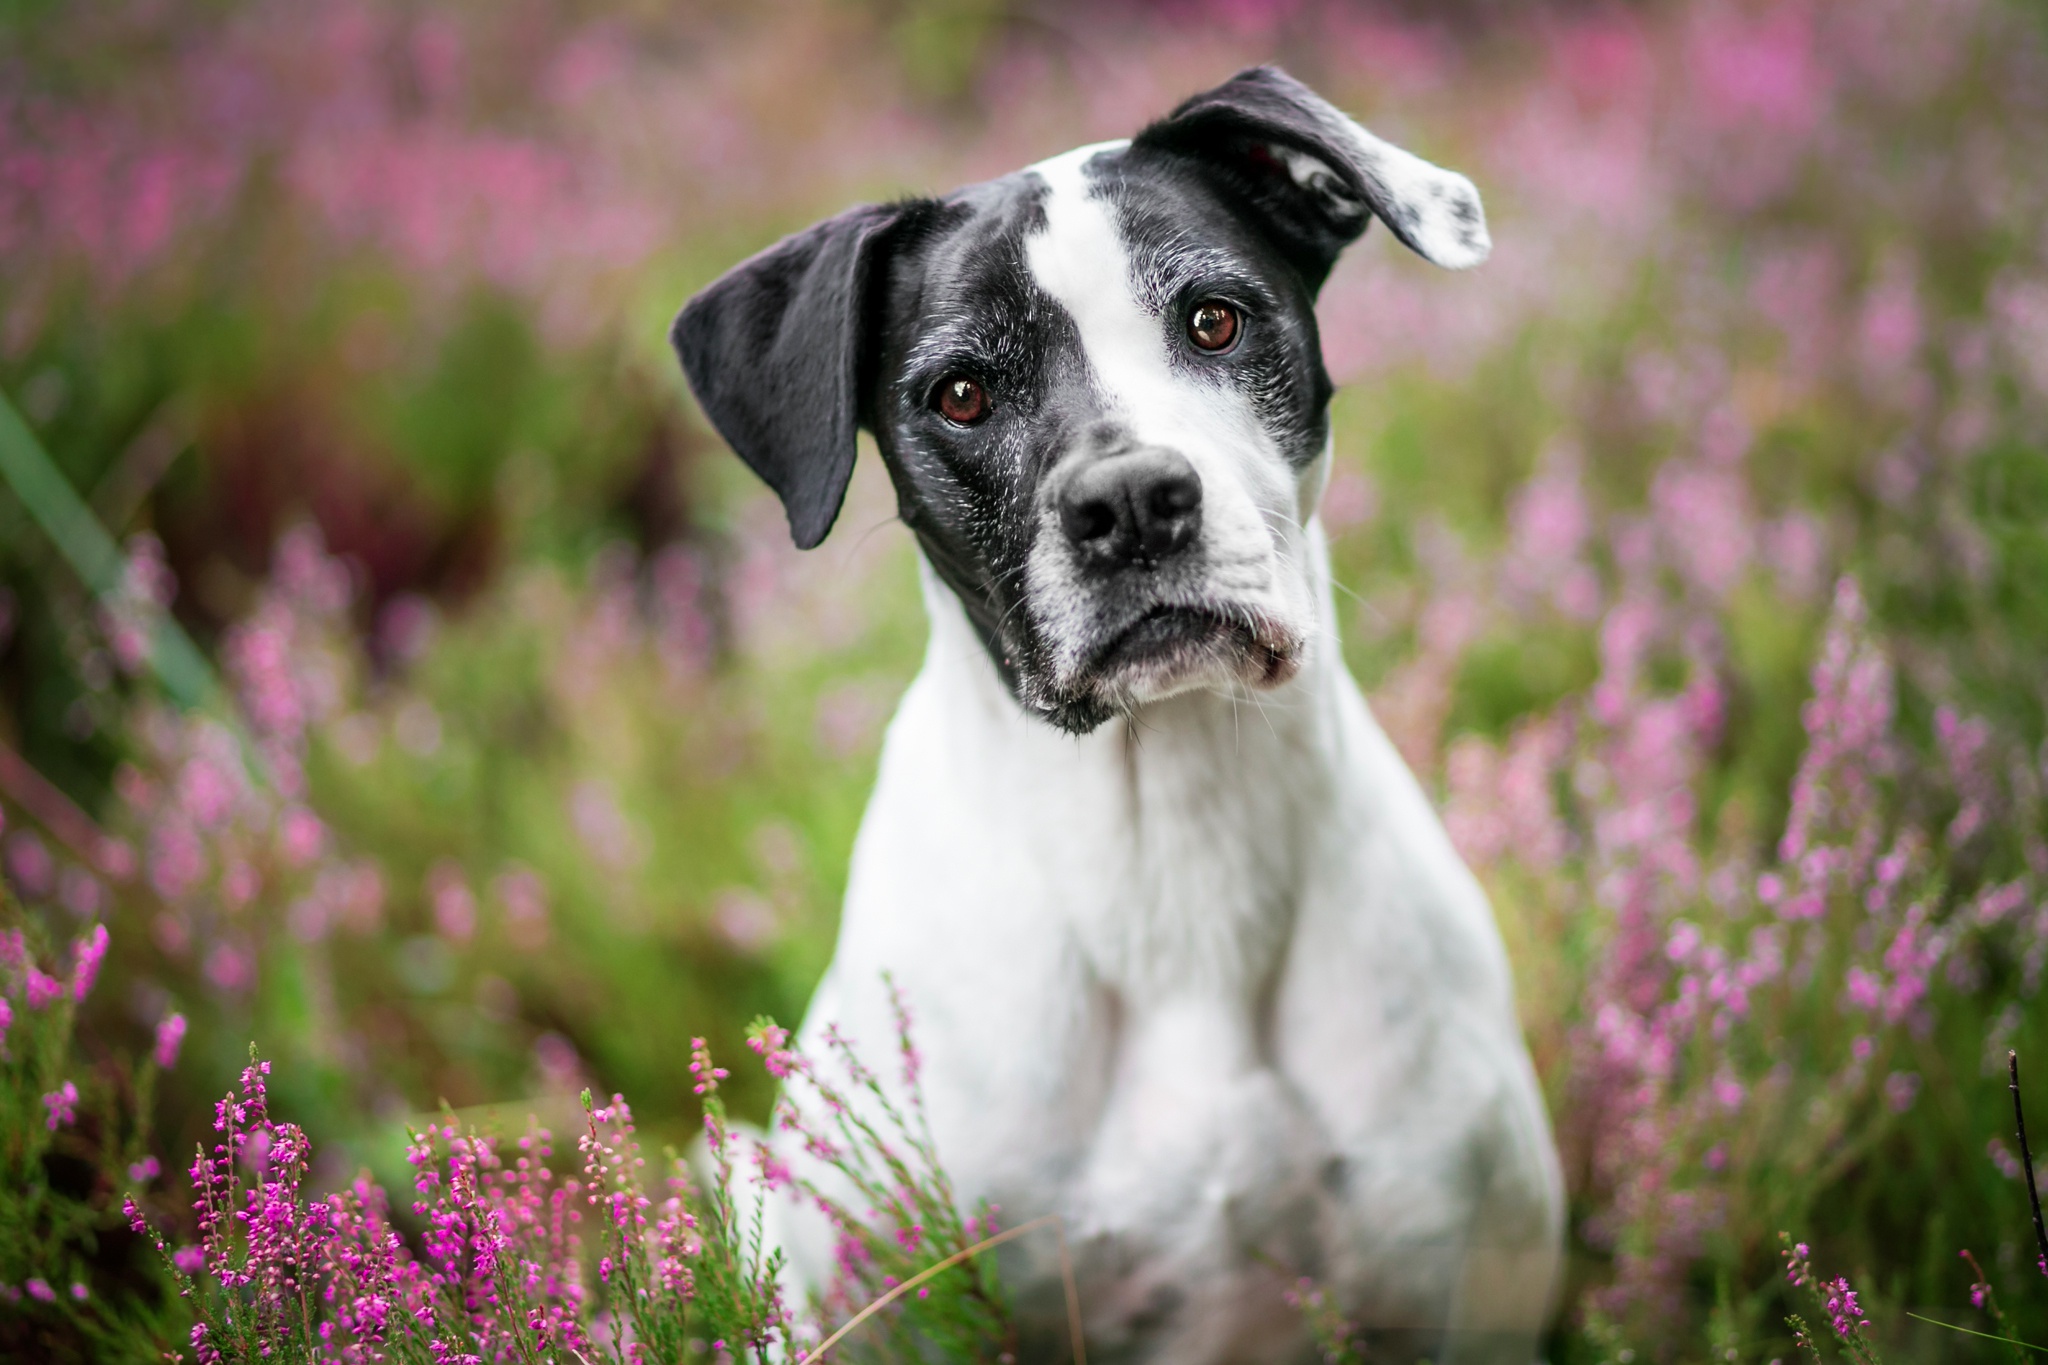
left=1082, top=603, right=1299, bottom=686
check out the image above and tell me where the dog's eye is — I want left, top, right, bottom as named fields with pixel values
left=935, top=375, right=989, bottom=426
left=1187, top=300, right=1240, bottom=353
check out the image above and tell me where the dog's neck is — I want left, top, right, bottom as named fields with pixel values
left=909, top=520, right=1348, bottom=1004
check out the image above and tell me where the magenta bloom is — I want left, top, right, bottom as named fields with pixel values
left=153, top=1011, right=187, bottom=1068
left=71, top=924, right=109, bottom=1002
left=26, top=1278, right=54, bottom=1302
left=25, top=967, right=64, bottom=1010
left=43, top=1080, right=78, bottom=1130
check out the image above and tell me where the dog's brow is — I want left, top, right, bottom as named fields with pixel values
left=1128, top=240, right=1263, bottom=310
left=905, top=313, right=1031, bottom=376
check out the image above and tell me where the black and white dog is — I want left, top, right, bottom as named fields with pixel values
left=674, top=67, right=1562, bottom=1365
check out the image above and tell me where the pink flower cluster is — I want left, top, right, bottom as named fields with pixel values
left=131, top=1055, right=603, bottom=1361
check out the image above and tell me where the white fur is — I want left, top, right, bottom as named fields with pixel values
left=770, top=140, right=1557, bottom=1364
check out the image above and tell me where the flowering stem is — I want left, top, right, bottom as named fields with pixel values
left=801, top=1213, right=1068, bottom=1363
left=2011, top=1051, right=2048, bottom=1278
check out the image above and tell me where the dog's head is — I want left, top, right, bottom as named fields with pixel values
left=673, top=66, right=1487, bottom=733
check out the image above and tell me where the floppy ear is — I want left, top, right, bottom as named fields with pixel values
left=1132, top=65, right=1489, bottom=292
left=671, top=203, right=899, bottom=549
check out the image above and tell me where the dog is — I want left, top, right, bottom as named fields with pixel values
left=673, top=66, right=1563, bottom=1365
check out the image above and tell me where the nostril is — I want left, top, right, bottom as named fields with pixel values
left=1062, top=496, right=1119, bottom=547
left=1148, top=471, right=1202, bottom=521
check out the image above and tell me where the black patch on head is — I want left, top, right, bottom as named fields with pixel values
left=1133, top=64, right=1471, bottom=288
left=863, top=175, right=1116, bottom=731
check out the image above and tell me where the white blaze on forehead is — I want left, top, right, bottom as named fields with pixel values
left=1022, top=142, right=1267, bottom=466
left=1022, top=142, right=1159, bottom=425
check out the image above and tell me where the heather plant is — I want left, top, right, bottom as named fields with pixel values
left=5, top=0, right=2048, bottom=1360
left=744, top=981, right=1017, bottom=1363
left=118, top=992, right=1033, bottom=1363
left=1, top=851, right=189, bottom=1360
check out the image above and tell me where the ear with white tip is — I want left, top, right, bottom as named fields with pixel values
left=1132, top=65, right=1490, bottom=289
left=671, top=203, right=902, bottom=550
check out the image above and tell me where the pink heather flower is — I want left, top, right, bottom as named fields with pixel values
left=5, top=831, right=55, bottom=899
left=154, top=1011, right=187, bottom=1068
left=26, top=1278, right=54, bottom=1302
left=177, top=755, right=240, bottom=830
left=129, top=1155, right=161, bottom=1182
left=69, top=1281, right=87, bottom=1301
left=1823, top=1276, right=1867, bottom=1337
left=428, top=861, right=477, bottom=942
left=172, top=1245, right=205, bottom=1275
left=125, top=1195, right=146, bottom=1233
left=689, top=1037, right=728, bottom=1095
left=279, top=806, right=327, bottom=867
left=747, top=1020, right=798, bottom=1079
left=887, top=975, right=923, bottom=1090
left=25, top=967, right=64, bottom=1010
left=203, top=943, right=251, bottom=994
left=43, top=1080, right=78, bottom=1130
left=0, top=996, right=11, bottom=1054
left=1843, top=967, right=1883, bottom=1013
left=70, top=924, right=109, bottom=1002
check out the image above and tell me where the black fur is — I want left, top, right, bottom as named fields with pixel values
left=1134, top=65, right=1480, bottom=287
left=671, top=202, right=904, bottom=549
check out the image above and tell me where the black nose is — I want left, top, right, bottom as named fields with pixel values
left=1058, top=448, right=1204, bottom=568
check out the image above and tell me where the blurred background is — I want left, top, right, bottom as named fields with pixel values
left=3, top=0, right=2047, bottom=1357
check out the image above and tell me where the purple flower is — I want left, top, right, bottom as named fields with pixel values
left=129, top=1155, right=161, bottom=1182
left=1824, top=1275, right=1867, bottom=1337
left=43, top=1080, right=78, bottom=1130
left=153, top=1011, right=187, bottom=1068
left=689, top=1037, right=728, bottom=1095
left=25, top=967, right=64, bottom=1010
left=70, top=924, right=109, bottom=1002
left=69, top=1282, right=88, bottom=1302
left=26, top=1278, right=54, bottom=1302
left=0, top=996, right=12, bottom=1054
left=172, top=1245, right=205, bottom=1275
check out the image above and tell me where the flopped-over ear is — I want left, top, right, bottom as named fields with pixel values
left=671, top=203, right=900, bottom=549
left=1133, top=65, right=1489, bottom=291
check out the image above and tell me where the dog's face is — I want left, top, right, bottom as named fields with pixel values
left=674, top=67, right=1487, bottom=733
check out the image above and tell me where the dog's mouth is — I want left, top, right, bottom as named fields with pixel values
left=1079, top=603, right=1302, bottom=699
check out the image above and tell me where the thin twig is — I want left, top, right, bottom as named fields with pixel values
left=1905, top=1312, right=2048, bottom=1353
left=802, top=1212, right=1080, bottom=1363
left=1057, top=1216, right=1088, bottom=1365
left=2011, top=1051, right=2048, bottom=1276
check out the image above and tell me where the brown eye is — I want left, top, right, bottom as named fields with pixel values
left=936, top=375, right=988, bottom=425
left=1187, top=300, right=1240, bottom=353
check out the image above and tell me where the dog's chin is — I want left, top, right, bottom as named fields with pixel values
left=1061, top=605, right=1304, bottom=718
